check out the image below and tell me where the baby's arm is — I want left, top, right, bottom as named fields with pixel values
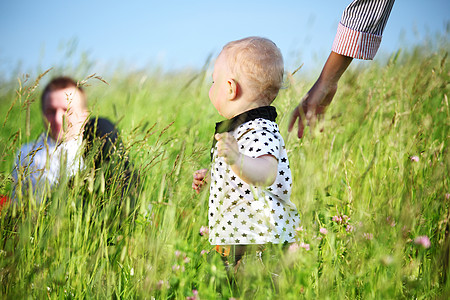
left=215, top=133, right=278, bottom=186
left=192, top=168, right=209, bottom=194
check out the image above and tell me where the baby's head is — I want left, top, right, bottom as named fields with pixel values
left=222, top=36, right=284, bottom=105
left=209, top=36, right=284, bottom=119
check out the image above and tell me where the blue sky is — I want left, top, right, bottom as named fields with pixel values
left=0, top=0, right=448, bottom=79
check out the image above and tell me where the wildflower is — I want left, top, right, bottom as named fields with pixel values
left=319, top=227, right=328, bottom=235
left=363, top=233, right=373, bottom=240
left=200, top=249, right=208, bottom=255
left=332, top=215, right=343, bottom=223
left=446, top=193, right=450, bottom=200
left=295, top=226, right=304, bottom=232
left=414, top=235, right=431, bottom=249
left=199, top=226, right=209, bottom=236
left=346, top=224, right=354, bottom=232
left=410, top=156, right=419, bottom=162
left=156, top=280, right=168, bottom=290
left=172, top=265, right=180, bottom=271
left=186, top=289, right=198, bottom=300
left=288, top=243, right=300, bottom=252
left=386, top=216, right=396, bottom=227
left=299, top=242, right=310, bottom=251
left=175, top=250, right=181, bottom=258
left=184, top=256, right=191, bottom=264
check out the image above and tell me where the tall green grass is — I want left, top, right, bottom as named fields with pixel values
left=0, top=38, right=449, bottom=299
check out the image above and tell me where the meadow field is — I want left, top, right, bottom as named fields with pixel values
left=0, top=37, right=449, bottom=299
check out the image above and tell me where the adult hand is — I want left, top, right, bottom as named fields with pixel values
left=288, top=79, right=337, bottom=138
left=288, top=52, right=353, bottom=138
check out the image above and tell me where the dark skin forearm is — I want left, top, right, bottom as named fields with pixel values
left=288, top=51, right=353, bottom=138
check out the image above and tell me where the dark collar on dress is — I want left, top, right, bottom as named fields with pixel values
left=211, top=106, right=277, bottom=160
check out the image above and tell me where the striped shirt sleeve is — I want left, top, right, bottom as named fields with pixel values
left=332, top=0, right=395, bottom=60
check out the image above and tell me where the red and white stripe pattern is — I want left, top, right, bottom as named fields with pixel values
left=331, top=0, right=395, bottom=60
left=332, top=22, right=382, bottom=60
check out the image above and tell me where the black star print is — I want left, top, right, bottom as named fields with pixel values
left=264, top=142, right=269, bottom=146
left=248, top=214, right=254, bottom=219
left=261, top=132, right=266, bottom=136
left=242, top=233, right=247, bottom=237
left=227, top=220, right=232, bottom=225
left=249, top=147, right=253, bottom=152
left=233, top=214, right=238, bottom=219
left=240, top=207, right=245, bottom=212
left=245, top=189, right=250, bottom=194
left=277, top=183, right=282, bottom=188
left=285, top=177, right=289, bottom=181
left=241, top=220, right=247, bottom=225
left=231, top=176, right=236, bottom=181
left=238, top=183, right=243, bottom=188
left=281, top=158, right=287, bottom=163
left=279, top=170, right=284, bottom=175
left=254, top=138, right=259, bottom=142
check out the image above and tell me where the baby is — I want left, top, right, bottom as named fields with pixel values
left=193, top=36, right=300, bottom=270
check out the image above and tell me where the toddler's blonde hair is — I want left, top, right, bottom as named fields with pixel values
left=222, top=36, right=284, bottom=104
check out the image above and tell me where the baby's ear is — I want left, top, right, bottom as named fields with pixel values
left=227, top=79, right=238, bottom=100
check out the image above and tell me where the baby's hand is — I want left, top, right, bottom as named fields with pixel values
left=192, top=168, right=209, bottom=194
left=215, top=132, right=240, bottom=165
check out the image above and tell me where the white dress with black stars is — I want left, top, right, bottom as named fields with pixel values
left=209, top=118, right=300, bottom=245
